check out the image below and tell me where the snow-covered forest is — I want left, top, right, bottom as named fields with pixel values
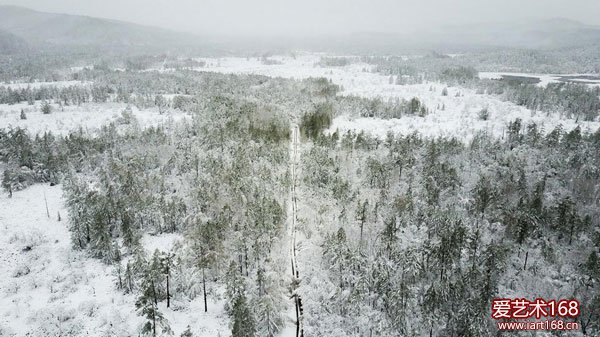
left=1, top=4, right=600, bottom=337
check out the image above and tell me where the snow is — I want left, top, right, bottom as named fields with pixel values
left=0, top=184, right=228, bottom=336
left=0, top=184, right=138, bottom=336
left=281, top=124, right=301, bottom=337
left=1, top=54, right=593, bottom=142
left=328, top=90, right=600, bottom=142
left=1, top=52, right=598, bottom=336
left=479, top=71, right=600, bottom=87
left=0, top=80, right=91, bottom=90
left=0, top=102, right=189, bottom=136
left=195, top=54, right=599, bottom=142
left=141, top=232, right=183, bottom=253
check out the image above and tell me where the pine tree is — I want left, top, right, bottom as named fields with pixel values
left=150, top=250, right=166, bottom=303
left=530, top=178, right=545, bottom=214
left=155, top=95, right=167, bottom=114
left=355, top=200, right=368, bottom=249
left=136, top=253, right=172, bottom=337
left=136, top=282, right=172, bottom=337
left=124, top=260, right=136, bottom=293
left=225, top=261, right=245, bottom=311
left=255, top=267, right=285, bottom=337
left=180, top=326, right=193, bottom=337
left=472, top=175, right=495, bottom=217
left=231, top=293, right=256, bottom=337
left=41, top=101, right=52, bottom=114
left=120, top=211, right=139, bottom=249
left=64, top=178, right=90, bottom=249
left=112, top=243, right=124, bottom=290
left=381, top=217, right=398, bottom=258
left=189, top=219, right=225, bottom=312
left=160, top=251, right=175, bottom=308
left=20, top=108, right=26, bottom=120
left=89, top=203, right=113, bottom=261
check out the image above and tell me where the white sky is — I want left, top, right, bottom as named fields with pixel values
left=0, top=0, right=598, bottom=36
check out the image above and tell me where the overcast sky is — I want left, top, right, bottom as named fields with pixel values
left=0, top=0, right=598, bottom=36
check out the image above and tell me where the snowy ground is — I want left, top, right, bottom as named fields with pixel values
left=3, top=55, right=594, bottom=141
left=479, top=71, right=600, bottom=87
left=0, top=101, right=189, bottom=136
left=196, top=54, right=599, bottom=142
left=0, top=81, right=92, bottom=90
left=0, top=184, right=228, bottom=336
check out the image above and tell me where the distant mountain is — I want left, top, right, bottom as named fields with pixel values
left=430, top=18, right=600, bottom=49
left=0, top=5, right=197, bottom=49
left=0, top=5, right=598, bottom=54
left=0, top=28, right=29, bottom=54
left=222, top=18, right=600, bottom=55
left=291, top=18, right=600, bottom=54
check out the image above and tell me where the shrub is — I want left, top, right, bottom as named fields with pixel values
left=478, top=107, right=490, bottom=121
left=41, top=101, right=52, bottom=114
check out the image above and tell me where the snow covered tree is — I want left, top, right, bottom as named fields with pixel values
left=136, top=282, right=172, bottom=337
left=41, top=101, right=52, bottom=114
left=471, top=174, right=496, bottom=217
left=355, top=199, right=368, bottom=248
left=136, top=252, right=172, bottom=337
left=160, top=251, right=175, bottom=308
left=180, top=326, right=193, bottom=337
left=231, top=293, right=256, bottom=337
left=120, top=210, right=140, bottom=249
left=254, top=267, right=285, bottom=337
left=188, top=218, right=225, bottom=312
left=155, top=94, right=167, bottom=114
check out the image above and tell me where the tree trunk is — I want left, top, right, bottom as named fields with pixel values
left=244, top=245, right=249, bottom=277
left=152, top=303, right=157, bottom=337
left=295, top=295, right=300, bottom=337
left=203, top=267, right=208, bottom=312
left=359, top=220, right=364, bottom=251
left=152, top=280, right=158, bottom=305
left=569, top=222, right=574, bottom=245
left=117, top=267, right=123, bottom=290
left=166, top=273, right=170, bottom=308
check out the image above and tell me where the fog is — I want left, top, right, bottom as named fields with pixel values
left=0, top=0, right=599, bottom=37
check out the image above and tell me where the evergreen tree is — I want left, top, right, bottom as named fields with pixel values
left=255, top=267, right=285, bottom=337
left=136, top=253, right=172, bottom=337
left=180, top=326, right=193, bottom=337
left=136, top=283, right=172, bottom=337
left=160, top=251, right=175, bottom=308
left=231, top=293, right=256, bottom=337
left=471, top=174, right=496, bottom=216
left=189, top=219, right=225, bottom=312
left=355, top=199, right=368, bottom=248
left=41, top=101, right=52, bottom=114
left=120, top=210, right=139, bottom=249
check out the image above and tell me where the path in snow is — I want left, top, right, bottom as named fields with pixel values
left=282, top=124, right=304, bottom=337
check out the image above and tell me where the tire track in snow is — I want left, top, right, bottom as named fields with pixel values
left=289, top=124, right=304, bottom=337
